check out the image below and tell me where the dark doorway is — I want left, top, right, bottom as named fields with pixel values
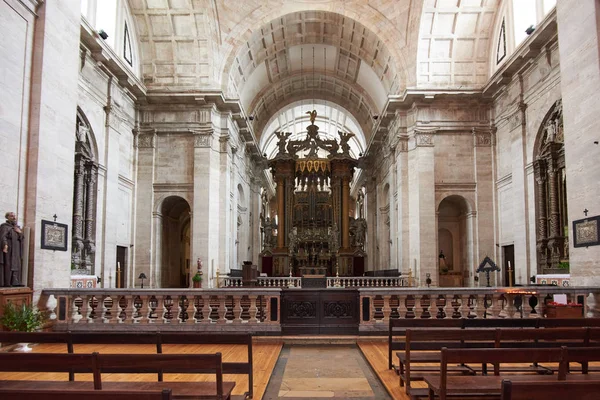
left=502, top=245, right=514, bottom=286
left=116, top=246, right=127, bottom=288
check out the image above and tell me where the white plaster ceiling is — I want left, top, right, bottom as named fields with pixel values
left=127, top=0, right=501, bottom=141
left=417, top=0, right=499, bottom=88
left=260, top=101, right=366, bottom=160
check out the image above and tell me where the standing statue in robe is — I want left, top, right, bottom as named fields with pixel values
left=0, top=212, right=23, bottom=287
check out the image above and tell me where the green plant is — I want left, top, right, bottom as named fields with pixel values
left=558, top=261, right=570, bottom=270
left=192, top=272, right=203, bottom=282
left=0, top=302, right=45, bottom=332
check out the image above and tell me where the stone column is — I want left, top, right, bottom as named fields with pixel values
left=408, top=128, right=437, bottom=286
left=472, top=128, right=495, bottom=285
left=396, top=137, right=409, bottom=273
left=276, top=176, right=285, bottom=249
left=533, top=159, right=548, bottom=269
left=133, top=129, right=156, bottom=287
left=341, top=175, right=350, bottom=249
left=509, top=103, right=531, bottom=285
left=84, top=162, right=97, bottom=271
left=191, top=123, right=219, bottom=281
left=72, top=157, right=85, bottom=266
left=557, top=0, right=600, bottom=285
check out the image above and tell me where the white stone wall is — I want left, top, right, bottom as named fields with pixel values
left=133, top=105, right=255, bottom=287
left=77, top=48, right=137, bottom=288
left=557, top=0, right=600, bottom=286
left=24, top=0, right=82, bottom=295
left=0, top=0, right=36, bottom=235
left=492, top=26, right=562, bottom=285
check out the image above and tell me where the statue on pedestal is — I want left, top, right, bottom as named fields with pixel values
left=0, top=212, right=23, bottom=287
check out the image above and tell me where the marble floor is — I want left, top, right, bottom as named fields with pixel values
left=262, top=344, right=391, bottom=399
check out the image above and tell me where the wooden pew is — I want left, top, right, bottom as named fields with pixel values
left=388, top=319, right=462, bottom=370
left=94, top=352, right=235, bottom=400
left=561, top=346, right=600, bottom=375
left=500, top=380, right=600, bottom=400
left=0, top=388, right=173, bottom=400
left=387, top=318, right=600, bottom=373
left=399, top=328, right=496, bottom=393
left=0, top=331, right=255, bottom=398
left=424, top=347, right=565, bottom=400
left=399, top=327, right=587, bottom=397
left=0, top=351, right=236, bottom=400
left=158, top=333, right=253, bottom=399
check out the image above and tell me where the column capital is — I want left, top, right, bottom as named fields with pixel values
left=472, top=127, right=495, bottom=147
left=412, top=128, right=438, bottom=147
left=134, top=129, right=156, bottom=148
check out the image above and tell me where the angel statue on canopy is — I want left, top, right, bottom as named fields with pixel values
left=306, top=110, right=317, bottom=125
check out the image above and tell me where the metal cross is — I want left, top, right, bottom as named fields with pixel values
left=584, top=209, right=589, bottom=217
left=53, top=214, right=57, bottom=222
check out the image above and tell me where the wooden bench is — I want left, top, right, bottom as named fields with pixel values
left=0, top=388, right=173, bottom=400
left=0, top=351, right=236, bottom=400
left=388, top=318, right=600, bottom=373
left=398, top=327, right=588, bottom=397
left=0, top=331, right=254, bottom=398
left=500, top=380, right=600, bottom=400
left=399, top=328, right=497, bottom=392
left=424, top=347, right=566, bottom=400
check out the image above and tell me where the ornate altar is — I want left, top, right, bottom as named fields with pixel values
left=260, top=110, right=366, bottom=277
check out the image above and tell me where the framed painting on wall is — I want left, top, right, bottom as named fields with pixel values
left=573, top=215, right=600, bottom=248
left=41, top=220, right=68, bottom=251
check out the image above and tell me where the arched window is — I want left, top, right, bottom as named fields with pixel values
left=72, top=111, right=98, bottom=273
left=534, top=99, right=568, bottom=274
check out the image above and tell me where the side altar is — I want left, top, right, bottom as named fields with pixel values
left=259, top=110, right=367, bottom=277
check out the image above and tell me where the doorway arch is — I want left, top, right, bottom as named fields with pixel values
left=437, top=195, right=471, bottom=287
left=158, top=196, right=191, bottom=288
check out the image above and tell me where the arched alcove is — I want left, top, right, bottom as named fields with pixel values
left=437, top=195, right=471, bottom=287
left=159, top=196, right=191, bottom=288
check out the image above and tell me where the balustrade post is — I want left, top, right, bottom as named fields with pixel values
left=443, top=295, right=454, bottom=319
left=217, top=296, right=227, bottom=323
left=201, top=295, right=212, bottom=323
left=154, top=295, right=165, bottom=324
left=382, top=295, right=392, bottom=322
left=233, top=295, right=243, bottom=323
left=474, top=295, right=486, bottom=319
left=505, top=295, right=516, bottom=318
left=429, top=295, right=438, bottom=319
left=80, top=295, right=90, bottom=323
left=138, top=295, right=149, bottom=324
left=490, top=294, right=502, bottom=318
left=249, top=295, right=258, bottom=323
left=459, top=295, right=470, bottom=318
left=522, top=295, right=532, bottom=319
left=413, top=295, right=423, bottom=318
left=124, top=295, right=135, bottom=324
left=397, top=294, right=408, bottom=318
left=586, top=293, right=600, bottom=318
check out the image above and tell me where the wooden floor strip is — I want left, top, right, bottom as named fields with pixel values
left=0, top=341, right=283, bottom=400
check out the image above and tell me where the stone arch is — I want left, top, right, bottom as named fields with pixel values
left=437, top=195, right=472, bottom=287
left=532, top=99, right=567, bottom=274
left=157, top=195, right=191, bottom=288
